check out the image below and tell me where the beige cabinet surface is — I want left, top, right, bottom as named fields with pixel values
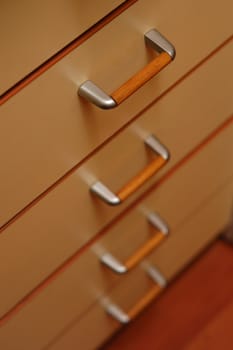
left=0, top=38, right=232, bottom=229
left=0, top=0, right=127, bottom=94
left=0, top=43, right=232, bottom=323
left=0, top=1, right=232, bottom=349
left=0, top=121, right=232, bottom=350
left=0, top=0, right=232, bottom=227
left=46, top=177, right=233, bottom=350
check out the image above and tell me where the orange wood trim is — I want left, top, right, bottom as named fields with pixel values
left=118, top=157, right=167, bottom=201
left=0, top=0, right=138, bottom=105
left=128, top=285, right=162, bottom=320
left=111, top=52, right=172, bottom=105
left=0, top=115, right=232, bottom=328
left=125, top=232, right=165, bottom=270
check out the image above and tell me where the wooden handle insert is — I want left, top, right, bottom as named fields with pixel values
left=106, top=266, right=166, bottom=323
left=111, top=52, right=172, bottom=105
left=117, top=155, right=166, bottom=202
left=78, top=29, right=175, bottom=109
left=90, top=135, right=169, bottom=206
left=128, top=284, right=162, bottom=320
left=125, top=231, right=165, bottom=270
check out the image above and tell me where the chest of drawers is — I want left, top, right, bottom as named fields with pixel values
left=0, top=1, right=232, bottom=349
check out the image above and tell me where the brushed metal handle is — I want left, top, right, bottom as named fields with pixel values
left=90, top=134, right=170, bottom=205
left=105, top=266, right=166, bottom=324
left=101, top=212, right=169, bottom=274
left=78, top=29, right=176, bottom=109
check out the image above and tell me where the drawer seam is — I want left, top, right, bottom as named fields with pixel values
left=0, top=0, right=138, bottom=104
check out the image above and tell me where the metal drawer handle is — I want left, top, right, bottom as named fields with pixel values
left=78, top=29, right=176, bottom=109
left=91, top=134, right=170, bottom=205
left=105, top=266, right=166, bottom=324
left=101, top=212, right=169, bottom=274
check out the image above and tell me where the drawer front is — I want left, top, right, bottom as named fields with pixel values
left=0, top=45, right=232, bottom=320
left=0, top=122, right=232, bottom=349
left=0, top=38, right=232, bottom=228
left=47, top=178, right=233, bottom=350
left=1, top=0, right=232, bottom=227
left=0, top=0, right=127, bottom=94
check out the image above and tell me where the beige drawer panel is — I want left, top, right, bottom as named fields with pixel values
left=2, top=176, right=233, bottom=350
left=50, top=179, right=233, bottom=350
left=0, top=38, right=232, bottom=229
left=1, top=0, right=232, bottom=226
left=149, top=186, right=233, bottom=281
left=0, top=0, right=126, bottom=94
left=0, top=123, right=232, bottom=350
left=97, top=124, right=233, bottom=269
left=0, top=47, right=232, bottom=320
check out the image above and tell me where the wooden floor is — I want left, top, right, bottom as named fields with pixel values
left=103, top=240, right=233, bottom=350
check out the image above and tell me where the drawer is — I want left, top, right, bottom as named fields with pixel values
left=1, top=38, right=233, bottom=228
left=0, top=45, right=232, bottom=321
left=1, top=0, right=232, bottom=226
left=47, top=178, right=233, bottom=350
left=0, top=0, right=127, bottom=94
left=0, top=121, right=232, bottom=349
